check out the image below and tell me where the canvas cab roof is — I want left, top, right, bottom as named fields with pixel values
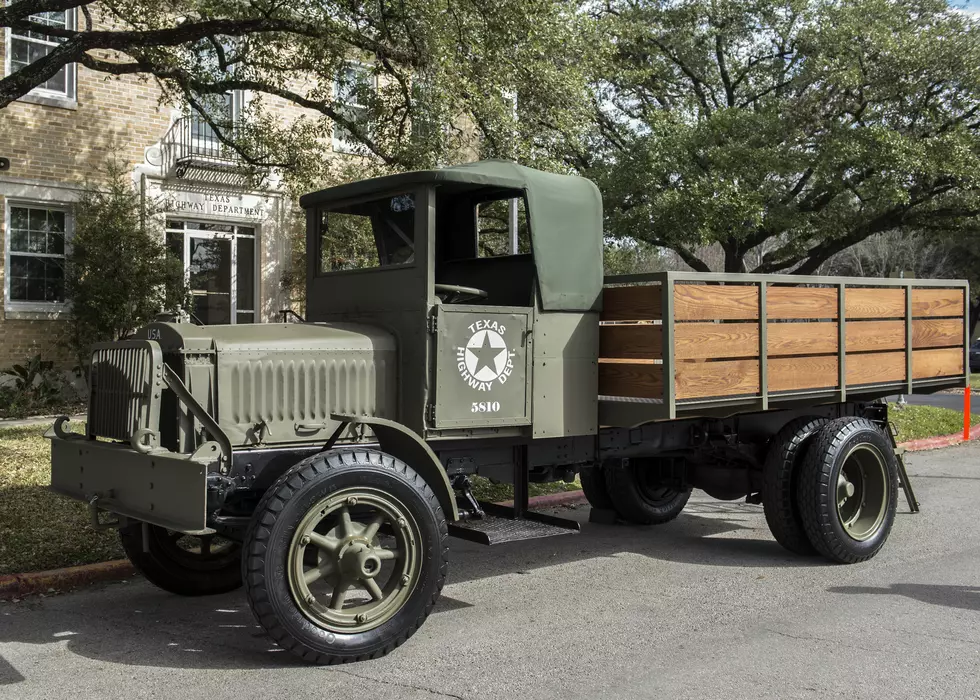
left=300, top=160, right=604, bottom=312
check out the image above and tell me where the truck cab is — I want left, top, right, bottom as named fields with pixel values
left=299, top=160, right=604, bottom=440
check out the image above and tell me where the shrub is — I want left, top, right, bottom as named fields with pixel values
left=65, top=161, right=188, bottom=374
left=0, top=355, right=80, bottom=419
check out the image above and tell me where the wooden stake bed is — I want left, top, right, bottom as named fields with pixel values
left=598, top=271, right=969, bottom=423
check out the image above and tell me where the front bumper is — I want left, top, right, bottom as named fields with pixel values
left=48, top=426, right=214, bottom=533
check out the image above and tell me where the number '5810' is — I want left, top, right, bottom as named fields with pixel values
left=471, top=401, right=501, bottom=413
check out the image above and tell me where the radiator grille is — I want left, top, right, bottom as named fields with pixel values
left=88, top=341, right=162, bottom=441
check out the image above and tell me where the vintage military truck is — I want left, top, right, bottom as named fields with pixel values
left=48, top=161, right=970, bottom=664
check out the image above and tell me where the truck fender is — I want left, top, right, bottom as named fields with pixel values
left=330, top=414, right=459, bottom=521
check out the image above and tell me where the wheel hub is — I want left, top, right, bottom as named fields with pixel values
left=835, top=444, right=889, bottom=542
left=287, top=487, right=420, bottom=633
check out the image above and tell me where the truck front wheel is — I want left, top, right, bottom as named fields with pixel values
left=796, top=418, right=898, bottom=564
left=119, top=523, right=242, bottom=596
left=604, top=458, right=692, bottom=525
left=242, top=448, right=448, bottom=664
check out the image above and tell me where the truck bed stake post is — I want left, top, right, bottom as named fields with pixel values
left=513, top=444, right=529, bottom=518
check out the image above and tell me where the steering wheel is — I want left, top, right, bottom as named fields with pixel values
left=434, top=284, right=489, bottom=304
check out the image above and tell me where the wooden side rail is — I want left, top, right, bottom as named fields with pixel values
left=598, top=274, right=968, bottom=408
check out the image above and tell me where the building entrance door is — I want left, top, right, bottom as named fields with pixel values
left=166, top=219, right=257, bottom=325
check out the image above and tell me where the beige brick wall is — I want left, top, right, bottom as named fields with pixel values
left=0, top=24, right=325, bottom=369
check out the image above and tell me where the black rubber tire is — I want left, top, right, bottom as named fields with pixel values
left=580, top=463, right=615, bottom=510
left=762, top=416, right=828, bottom=555
left=604, top=458, right=692, bottom=525
left=242, top=448, right=449, bottom=664
left=796, top=417, right=898, bottom=564
left=119, top=523, right=243, bottom=596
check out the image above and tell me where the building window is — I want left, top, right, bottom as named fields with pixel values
left=333, top=63, right=374, bottom=153
left=7, top=10, right=76, bottom=101
left=5, top=204, right=69, bottom=306
left=190, top=91, right=243, bottom=157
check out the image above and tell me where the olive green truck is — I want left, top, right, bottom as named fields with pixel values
left=48, top=161, right=970, bottom=664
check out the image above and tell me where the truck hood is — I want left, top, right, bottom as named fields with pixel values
left=135, top=321, right=397, bottom=446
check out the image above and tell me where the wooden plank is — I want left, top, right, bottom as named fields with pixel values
left=767, top=287, right=838, bottom=319
left=769, top=356, right=838, bottom=392
left=601, top=285, right=662, bottom=321
left=599, top=324, right=663, bottom=360
left=911, top=288, right=965, bottom=318
left=845, top=351, right=905, bottom=385
left=598, top=360, right=663, bottom=399
left=845, top=288, right=905, bottom=319
left=845, top=320, right=905, bottom=353
left=674, top=284, right=759, bottom=321
left=912, top=318, right=965, bottom=349
left=675, top=359, right=760, bottom=399
left=674, top=322, right=758, bottom=360
left=912, top=348, right=964, bottom=379
left=768, top=322, right=838, bottom=356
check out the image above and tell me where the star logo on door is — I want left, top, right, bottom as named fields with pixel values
left=455, top=320, right=517, bottom=391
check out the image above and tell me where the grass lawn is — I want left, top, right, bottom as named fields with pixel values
left=888, top=403, right=979, bottom=443
left=0, top=425, right=123, bottom=576
left=971, top=374, right=980, bottom=392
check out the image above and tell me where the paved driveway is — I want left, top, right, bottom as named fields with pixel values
left=2, top=443, right=979, bottom=700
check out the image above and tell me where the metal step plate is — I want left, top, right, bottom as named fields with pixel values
left=449, top=512, right=580, bottom=545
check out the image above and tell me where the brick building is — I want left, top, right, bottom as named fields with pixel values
left=0, top=11, right=361, bottom=369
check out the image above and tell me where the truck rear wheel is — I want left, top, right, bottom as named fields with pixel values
left=119, top=523, right=242, bottom=596
left=243, top=448, right=448, bottom=664
left=796, top=417, right=898, bottom=564
left=762, top=416, right=828, bottom=555
left=604, top=458, right=692, bottom=525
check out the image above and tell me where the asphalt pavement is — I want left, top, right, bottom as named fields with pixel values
left=890, top=392, right=969, bottom=411
left=2, top=443, right=979, bottom=699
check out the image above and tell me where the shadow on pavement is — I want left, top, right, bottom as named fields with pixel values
left=0, top=503, right=820, bottom=680
left=827, top=583, right=980, bottom=613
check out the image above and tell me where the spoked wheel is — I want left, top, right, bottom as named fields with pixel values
left=119, top=523, right=242, bottom=596
left=244, top=448, right=448, bottom=664
left=797, top=417, right=898, bottom=564
left=604, top=458, right=692, bottom=525
left=288, top=489, right=421, bottom=633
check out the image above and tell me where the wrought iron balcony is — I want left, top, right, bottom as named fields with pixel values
left=160, top=115, right=271, bottom=185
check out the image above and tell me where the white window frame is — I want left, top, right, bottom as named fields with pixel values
left=333, top=62, right=375, bottom=154
left=165, top=218, right=259, bottom=324
left=4, top=200, right=72, bottom=314
left=190, top=90, right=245, bottom=157
left=4, top=8, right=78, bottom=106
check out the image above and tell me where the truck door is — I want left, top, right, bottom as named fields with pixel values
left=431, top=305, right=531, bottom=429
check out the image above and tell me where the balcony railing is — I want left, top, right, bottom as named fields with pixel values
left=161, top=115, right=272, bottom=184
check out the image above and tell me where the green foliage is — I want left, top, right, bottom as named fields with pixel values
left=603, top=239, right=667, bottom=276
left=581, top=0, right=980, bottom=274
left=0, top=0, right=593, bottom=190
left=0, top=355, right=79, bottom=419
left=65, top=161, right=188, bottom=371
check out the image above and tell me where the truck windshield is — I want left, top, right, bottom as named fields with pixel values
left=319, top=193, right=416, bottom=273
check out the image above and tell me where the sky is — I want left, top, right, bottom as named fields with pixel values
left=962, top=0, right=980, bottom=12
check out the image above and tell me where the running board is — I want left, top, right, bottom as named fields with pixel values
left=448, top=502, right=580, bottom=545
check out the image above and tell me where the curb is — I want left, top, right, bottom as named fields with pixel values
left=496, top=489, right=587, bottom=509
left=898, top=423, right=980, bottom=452
left=0, top=490, right=587, bottom=601
left=0, top=559, right=135, bottom=601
